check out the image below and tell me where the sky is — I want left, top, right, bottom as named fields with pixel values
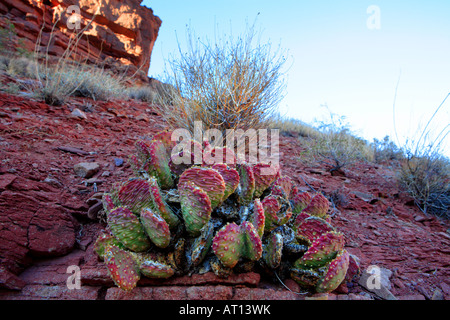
left=142, top=0, right=450, bottom=157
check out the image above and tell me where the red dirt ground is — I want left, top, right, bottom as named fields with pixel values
left=0, top=91, right=448, bottom=300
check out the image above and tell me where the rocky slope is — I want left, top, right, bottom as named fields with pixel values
left=0, top=0, right=161, bottom=76
left=0, top=91, right=448, bottom=300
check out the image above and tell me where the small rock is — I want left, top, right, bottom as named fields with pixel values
left=43, top=177, right=63, bottom=188
left=114, top=158, right=124, bottom=167
left=101, top=171, right=111, bottom=177
left=431, top=288, right=444, bottom=300
left=73, top=162, right=100, bottom=179
left=71, top=108, right=87, bottom=119
left=358, top=268, right=396, bottom=300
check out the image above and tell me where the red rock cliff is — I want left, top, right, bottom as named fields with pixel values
left=0, top=0, right=161, bottom=75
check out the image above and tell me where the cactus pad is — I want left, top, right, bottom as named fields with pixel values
left=212, top=221, right=262, bottom=268
left=294, top=231, right=345, bottom=269
left=252, top=163, right=279, bottom=198
left=190, top=221, right=215, bottom=267
left=316, top=249, right=350, bottom=293
left=236, top=162, right=255, bottom=206
left=140, top=208, right=171, bottom=249
left=104, top=245, right=141, bottom=291
left=303, top=193, right=330, bottom=218
left=211, top=163, right=240, bottom=201
left=179, top=181, right=212, bottom=236
left=250, top=198, right=265, bottom=238
left=107, top=206, right=151, bottom=252
left=147, top=177, right=179, bottom=228
left=290, top=190, right=312, bottom=214
left=139, top=259, right=175, bottom=279
left=261, top=195, right=292, bottom=233
left=296, top=216, right=335, bottom=244
left=117, top=178, right=153, bottom=215
left=93, top=232, right=125, bottom=260
left=179, top=166, right=226, bottom=209
left=142, top=139, right=174, bottom=189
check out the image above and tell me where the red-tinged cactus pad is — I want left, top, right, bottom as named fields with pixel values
left=271, top=176, right=294, bottom=199
left=316, top=249, right=350, bottom=293
left=296, top=216, right=335, bottom=244
left=292, top=211, right=312, bottom=231
left=291, top=190, right=312, bottom=214
left=261, top=195, right=292, bottom=233
left=135, top=140, right=151, bottom=163
left=303, top=193, right=330, bottom=218
left=294, top=231, right=345, bottom=269
left=252, top=163, right=279, bottom=198
left=104, top=245, right=141, bottom=291
left=290, top=268, right=320, bottom=289
left=212, top=223, right=242, bottom=268
left=93, top=232, right=125, bottom=260
left=140, top=208, right=171, bottom=249
left=147, top=177, right=179, bottom=228
left=212, top=163, right=240, bottom=201
left=179, top=166, right=226, bottom=209
left=212, top=222, right=262, bottom=269
left=237, top=163, right=255, bottom=206
left=139, top=260, right=175, bottom=279
left=143, top=139, right=174, bottom=189
left=107, top=207, right=151, bottom=252
left=262, top=231, right=283, bottom=269
left=250, top=198, right=265, bottom=238
left=179, top=181, right=212, bottom=236
left=102, top=193, right=117, bottom=214
left=117, top=178, right=153, bottom=215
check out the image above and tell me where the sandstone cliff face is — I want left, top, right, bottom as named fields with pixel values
left=0, top=0, right=161, bottom=75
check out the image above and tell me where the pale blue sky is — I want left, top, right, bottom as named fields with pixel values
left=142, top=0, right=450, bottom=156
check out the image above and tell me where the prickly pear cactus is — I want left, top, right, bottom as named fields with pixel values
left=95, top=129, right=359, bottom=294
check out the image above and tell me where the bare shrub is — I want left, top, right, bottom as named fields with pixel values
left=155, top=24, right=287, bottom=134
left=302, top=111, right=374, bottom=173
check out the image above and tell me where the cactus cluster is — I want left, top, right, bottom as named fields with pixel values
left=94, top=130, right=360, bottom=293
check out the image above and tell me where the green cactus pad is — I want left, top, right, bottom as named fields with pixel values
left=179, top=181, right=212, bottom=236
left=143, top=139, right=174, bottom=189
left=104, top=245, right=141, bottom=291
left=240, top=221, right=263, bottom=261
left=140, top=208, right=171, bottom=249
left=303, top=193, right=330, bottom=218
left=252, top=163, right=279, bottom=198
left=179, top=166, right=226, bottom=209
left=212, top=222, right=242, bottom=268
left=294, top=231, right=345, bottom=269
left=147, top=177, right=179, bottom=228
left=93, top=232, right=125, bottom=260
left=107, top=206, right=151, bottom=252
left=250, top=198, right=265, bottom=238
left=117, top=178, right=154, bottom=215
left=316, top=249, right=350, bottom=293
left=237, top=162, right=255, bottom=206
left=212, top=222, right=262, bottom=268
left=211, top=163, right=240, bottom=201
left=290, top=190, right=312, bottom=214
left=262, top=231, right=283, bottom=269
left=296, top=216, right=335, bottom=244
